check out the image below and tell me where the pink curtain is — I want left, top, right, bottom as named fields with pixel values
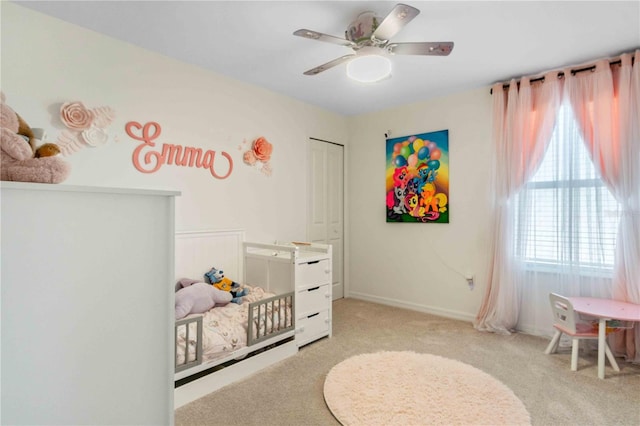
left=474, top=72, right=562, bottom=333
left=565, top=50, right=640, bottom=362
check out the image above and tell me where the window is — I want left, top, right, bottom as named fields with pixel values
left=514, top=102, right=621, bottom=274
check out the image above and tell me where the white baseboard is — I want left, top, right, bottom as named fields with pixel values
left=174, top=341, right=298, bottom=409
left=348, top=291, right=476, bottom=323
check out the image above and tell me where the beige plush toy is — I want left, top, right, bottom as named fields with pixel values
left=1, top=93, right=70, bottom=183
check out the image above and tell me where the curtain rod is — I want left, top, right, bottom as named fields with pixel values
left=489, top=56, right=633, bottom=94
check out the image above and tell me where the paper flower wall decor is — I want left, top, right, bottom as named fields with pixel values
left=241, top=136, right=273, bottom=176
left=55, top=101, right=116, bottom=155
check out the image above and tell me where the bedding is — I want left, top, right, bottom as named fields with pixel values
left=176, top=285, right=293, bottom=365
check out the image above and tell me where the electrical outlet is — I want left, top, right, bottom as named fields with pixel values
left=465, top=274, right=475, bottom=290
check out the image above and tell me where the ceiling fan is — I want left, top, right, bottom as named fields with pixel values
left=293, top=3, right=454, bottom=77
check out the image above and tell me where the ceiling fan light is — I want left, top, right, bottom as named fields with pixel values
left=346, top=55, right=392, bottom=83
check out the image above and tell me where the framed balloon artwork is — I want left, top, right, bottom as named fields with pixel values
left=385, top=130, right=449, bottom=223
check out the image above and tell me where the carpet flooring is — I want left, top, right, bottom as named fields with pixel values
left=175, top=298, right=640, bottom=426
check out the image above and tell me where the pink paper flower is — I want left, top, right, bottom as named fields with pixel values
left=252, top=137, right=273, bottom=162
left=60, top=101, right=93, bottom=130
left=243, top=150, right=257, bottom=165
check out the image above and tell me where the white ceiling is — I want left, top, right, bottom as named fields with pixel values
left=14, top=1, right=640, bottom=116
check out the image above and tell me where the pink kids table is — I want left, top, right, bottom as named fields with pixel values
left=568, top=297, right=640, bottom=379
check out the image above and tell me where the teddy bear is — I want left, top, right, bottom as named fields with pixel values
left=204, top=267, right=249, bottom=304
left=174, top=278, right=234, bottom=320
left=1, top=92, right=70, bottom=183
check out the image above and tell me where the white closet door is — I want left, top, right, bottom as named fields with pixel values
left=308, top=139, right=344, bottom=300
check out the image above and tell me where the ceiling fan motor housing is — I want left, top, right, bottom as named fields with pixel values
left=346, top=12, right=381, bottom=45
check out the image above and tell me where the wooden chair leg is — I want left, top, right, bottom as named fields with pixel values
left=604, top=343, right=620, bottom=372
left=571, top=338, right=579, bottom=371
left=545, top=330, right=562, bottom=354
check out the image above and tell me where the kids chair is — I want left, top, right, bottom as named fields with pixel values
left=544, top=293, right=619, bottom=372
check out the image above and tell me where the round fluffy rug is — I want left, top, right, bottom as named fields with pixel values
left=323, top=351, right=531, bottom=426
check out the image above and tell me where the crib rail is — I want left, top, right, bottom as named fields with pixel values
left=175, top=315, right=203, bottom=373
left=248, top=292, right=295, bottom=346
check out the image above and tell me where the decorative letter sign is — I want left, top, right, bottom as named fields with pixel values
left=125, top=121, right=233, bottom=179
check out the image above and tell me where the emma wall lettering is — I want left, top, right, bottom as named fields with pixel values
left=125, top=121, right=233, bottom=179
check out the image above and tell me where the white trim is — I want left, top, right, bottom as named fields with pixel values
left=174, top=330, right=295, bottom=381
left=175, top=229, right=245, bottom=280
left=166, top=197, right=177, bottom=425
left=348, top=292, right=476, bottom=323
left=520, top=260, right=615, bottom=278
left=0, top=181, right=181, bottom=196
left=343, top=142, right=350, bottom=299
left=174, top=340, right=298, bottom=408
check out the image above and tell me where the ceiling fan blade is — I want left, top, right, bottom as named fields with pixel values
left=387, top=42, right=454, bottom=56
left=303, top=54, right=356, bottom=76
left=293, top=29, right=357, bottom=49
left=372, top=3, right=420, bottom=41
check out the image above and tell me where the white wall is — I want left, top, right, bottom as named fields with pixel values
left=347, top=88, right=494, bottom=321
left=2, top=4, right=495, bottom=324
left=1, top=3, right=348, bottom=244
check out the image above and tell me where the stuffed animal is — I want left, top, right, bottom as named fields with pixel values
left=174, top=278, right=233, bottom=320
left=204, top=267, right=249, bottom=304
left=1, top=92, right=70, bottom=183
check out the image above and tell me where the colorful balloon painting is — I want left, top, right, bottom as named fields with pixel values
left=386, top=130, right=449, bottom=223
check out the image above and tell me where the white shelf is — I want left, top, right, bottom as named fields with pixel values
left=0, top=181, right=180, bottom=196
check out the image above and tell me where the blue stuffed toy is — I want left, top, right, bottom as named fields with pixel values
left=204, top=267, right=248, bottom=304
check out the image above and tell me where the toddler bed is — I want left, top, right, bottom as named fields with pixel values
left=175, top=285, right=294, bottom=373
left=173, top=230, right=299, bottom=408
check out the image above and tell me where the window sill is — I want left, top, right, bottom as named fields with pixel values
left=520, top=260, right=614, bottom=279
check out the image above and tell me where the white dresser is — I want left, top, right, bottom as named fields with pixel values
left=243, top=242, right=332, bottom=347
left=0, top=182, right=179, bottom=425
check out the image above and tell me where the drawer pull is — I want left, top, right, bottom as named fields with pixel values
left=306, top=260, right=320, bottom=265
left=307, top=286, right=320, bottom=292
left=307, top=312, right=320, bottom=319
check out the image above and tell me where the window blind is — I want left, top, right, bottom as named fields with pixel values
left=515, top=103, right=620, bottom=272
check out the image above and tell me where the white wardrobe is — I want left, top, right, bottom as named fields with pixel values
left=1, top=182, right=179, bottom=425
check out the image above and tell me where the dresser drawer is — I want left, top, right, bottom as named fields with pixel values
left=296, top=259, right=330, bottom=289
left=297, top=284, right=330, bottom=317
left=296, top=310, right=330, bottom=347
